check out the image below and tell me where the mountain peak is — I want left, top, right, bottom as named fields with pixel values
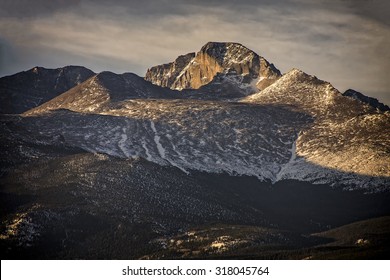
left=199, top=41, right=251, bottom=63
left=284, top=68, right=315, bottom=79
left=24, top=71, right=182, bottom=116
left=287, top=68, right=305, bottom=75
left=243, top=68, right=349, bottom=116
left=0, top=65, right=95, bottom=114
left=201, top=41, right=241, bottom=49
left=145, top=42, right=281, bottom=92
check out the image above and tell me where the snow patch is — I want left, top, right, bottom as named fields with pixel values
left=141, top=139, right=153, bottom=161
left=118, top=127, right=129, bottom=157
left=274, top=138, right=297, bottom=182
left=150, top=121, right=166, bottom=158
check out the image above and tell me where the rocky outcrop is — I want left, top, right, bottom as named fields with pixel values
left=145, top=53, right=195, bottom=88
left=145, top=42, right=281, bottom=91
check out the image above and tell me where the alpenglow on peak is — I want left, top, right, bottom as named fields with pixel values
left=145, top=42, right=281, bottom=91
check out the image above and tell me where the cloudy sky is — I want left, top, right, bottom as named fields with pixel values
left=1, top=0, right=389, bottom=104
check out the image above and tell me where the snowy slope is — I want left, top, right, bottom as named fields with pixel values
left=12, top=101, right=309, bottom=182
left=243, top=69, right=390, bottom=189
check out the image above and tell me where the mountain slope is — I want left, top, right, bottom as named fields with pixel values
left=24, top=71, right=182, bottom=115
left=16, top=103, right=309, bottom=181
left=13, top=66, right=390, bottom=190
left=243, top=69, right=390, bottom=186
left=1, top=114, right=390, bottom=259
left=0, top=66, right=95, bottom=114
left=145, top=42, right=281, bottom=92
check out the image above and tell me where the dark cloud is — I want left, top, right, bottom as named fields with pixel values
left=297, top=0, right=390, bottom=26
left=0, top=38, right=17, bottom=74
left=0, top=0, right=81, bottom=18
left=336, top=0, right=390, bottom=26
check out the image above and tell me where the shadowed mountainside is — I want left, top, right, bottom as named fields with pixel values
left=0, top=66, right=95, bottom=114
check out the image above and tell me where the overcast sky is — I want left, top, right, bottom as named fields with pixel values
left=0, top=0, right=389, bottom=104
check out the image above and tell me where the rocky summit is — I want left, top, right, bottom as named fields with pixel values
left=145, top=42, right=281, bottom=92
left=1, top=42, right=390, bottom=259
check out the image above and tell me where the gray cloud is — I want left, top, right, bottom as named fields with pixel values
left=329, top=0, right=390, bottom=26
left=0, top=0, right=389, bottom=104
left=0, top=0, right=81, bottom=18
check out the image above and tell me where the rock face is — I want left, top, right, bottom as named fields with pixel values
left=144, top=53, right=196, bottom=88
left=145, top=42, right=281, bottom=91
left=343, top=89, right=390, bottom=112
left=0, top=66, right=95, bottom=114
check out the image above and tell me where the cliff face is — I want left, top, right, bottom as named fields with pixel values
left=145, top=42, right=281, bottom=91
left=145, top=52, right=195, bottom=88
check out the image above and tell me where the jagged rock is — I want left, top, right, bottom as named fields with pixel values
left=145, top=53, right=195, bottom=87
left=145, top=42, right=281, bottom=92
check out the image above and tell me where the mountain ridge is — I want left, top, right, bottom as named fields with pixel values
left=0, top=65, right=95, bottom=114
left=1, top=41, right=390, bottom=260
left=24, top=71, right=182, bottom=115
left=2, top=42, right=390, bottom=191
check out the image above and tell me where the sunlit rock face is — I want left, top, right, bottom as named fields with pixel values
left=145, top=53, right=196, bottom=88
left=145, top=42, right=281, bottom=92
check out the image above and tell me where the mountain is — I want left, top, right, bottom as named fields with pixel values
left=343, top=89, right=390, bottom=112
left=1, top=134, right=388, bottom=259
left=243, top=69, right=390, bottom=187
left=15, top=59, right=390, bottom=190
left=25, top=71, right=181, bottom=115
left=1, top=42, right=390, bottom=259
left=145, top=42, right=281, bottom=92
left=0, top=66, right=95, bottom=114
